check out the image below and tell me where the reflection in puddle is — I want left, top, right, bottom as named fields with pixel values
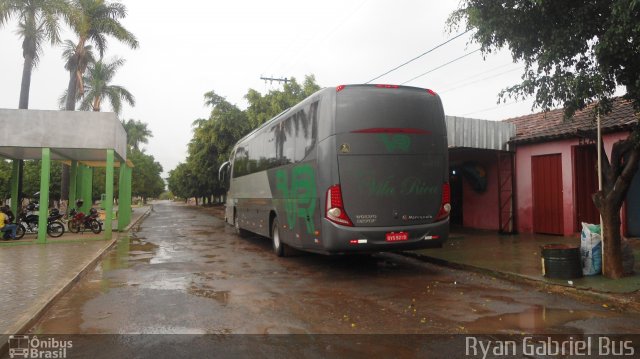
left=465, top=305, right=611, bottom=334
left=188, top=284, right=230, bottom=305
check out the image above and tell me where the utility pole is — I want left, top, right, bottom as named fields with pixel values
left=260, top=76, right=289, bottom=85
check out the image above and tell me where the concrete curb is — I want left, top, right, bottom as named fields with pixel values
left=402, top=251, right=640, bottom=313
left=0, top=205, right=152, bottom=355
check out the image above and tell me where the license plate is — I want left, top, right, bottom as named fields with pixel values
left=386, top=232, right=409, bottom=242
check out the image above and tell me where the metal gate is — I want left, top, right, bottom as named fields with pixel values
left=532, top=154, right=564, bottom=235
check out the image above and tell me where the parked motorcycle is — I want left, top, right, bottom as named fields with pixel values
left=14, top=204, right=66, bottom=240
left=68, top=207, right=102, bottom=234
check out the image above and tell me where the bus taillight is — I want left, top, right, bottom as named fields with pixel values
left=375, top=84, right=399, bottom=89
left=435, top=183, right=451, bottom=221
left=326, top=185, right=353, bottom=226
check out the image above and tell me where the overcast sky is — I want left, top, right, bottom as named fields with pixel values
left=0, top=0, right=537, bottom=177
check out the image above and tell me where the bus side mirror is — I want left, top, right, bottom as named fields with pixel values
left=218, top=161, right=231, bottom=189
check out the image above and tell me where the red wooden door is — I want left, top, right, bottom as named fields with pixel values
left=532, top=154, right=564, bottom=235
left=573, top=145, right=600, bottom=229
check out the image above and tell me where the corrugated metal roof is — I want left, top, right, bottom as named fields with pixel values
left=446, top=115, right=516, bottom=151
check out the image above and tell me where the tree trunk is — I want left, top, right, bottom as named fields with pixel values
left=17, top=50, right=35, bottom=208
left=65, top=64, right=78, bottom=111
left=593, top=131, right=640, bottom=279
left=61, top=68, right=78, bottom=202
left=600, top=204, right=625, bottom=278
left=19, top=53, right=34, bottom=109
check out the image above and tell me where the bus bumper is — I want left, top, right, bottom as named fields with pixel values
left=320, top=218, right=449, bottom=254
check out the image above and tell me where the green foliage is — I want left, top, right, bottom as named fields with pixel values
left=245, top=75, right=321, bottom=128
left=78, top=57, right=135, bottom=115
left=1, top=0, right=69, bottom=108
left=0, top=160, right=12, bottom=201
left=168, top=75, right=321, bottom=203
left=186, top=92, right=251, bottom=200
left=167, top=162, right=198, bottom=200
left=21, top=160, right=62, bottom=201
left=448, top=0, right=640, bottom=116
left=62, top=0, right=138, bottom=110
left=122, top=118, right=152, bottom=151
left=129, top=149, right=165, bottom=201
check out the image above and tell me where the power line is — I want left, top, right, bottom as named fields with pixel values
left=460, top=100, right=520, bottom=117
left=439, top=66, right=524, bottom=94
left=400, top=48, right=481, bottom=85
left=437, top=62, right=514, bottom=89
left=365, top=30, right=470, bottom=84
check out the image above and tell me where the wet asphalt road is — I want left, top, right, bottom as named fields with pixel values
left=23, top=200, right=640, bottom=357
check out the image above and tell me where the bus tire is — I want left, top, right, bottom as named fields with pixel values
left=271, top=218, right=286, bottom=257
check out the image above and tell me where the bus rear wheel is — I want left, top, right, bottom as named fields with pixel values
left=271, top=218, right=286, bottom=257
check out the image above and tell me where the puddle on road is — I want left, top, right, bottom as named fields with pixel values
left=463, top=305, right=613, bottom=334
left=188, top=284, right=230, bottom=305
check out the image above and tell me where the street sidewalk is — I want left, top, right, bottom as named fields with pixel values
left=0, top=205, right=151, bottom=352
left=406, top=229, right=640, bottom=311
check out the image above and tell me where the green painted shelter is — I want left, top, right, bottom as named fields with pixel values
left=0, top=108, right=132, bottom=242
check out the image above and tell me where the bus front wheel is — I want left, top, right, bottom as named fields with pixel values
left=234, top=210, right=249, bottom=238
left=271, top=218, right=286, bottom=257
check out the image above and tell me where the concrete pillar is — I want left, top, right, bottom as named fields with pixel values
left=80, top=165, right=93, bottom=214
left=37, top=148, right=51, bottom=244
left=104, top=150, right=114, bottom=239
left=10, top=160, right=20, bottom=217
left=118, top=162, right=132, bottom=231
left=68, top=161, right=77, bottom=215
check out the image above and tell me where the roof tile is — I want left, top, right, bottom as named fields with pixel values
left=504, top=98, right=637, bottom=144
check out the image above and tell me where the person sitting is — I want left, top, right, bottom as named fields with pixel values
left=1, top=206, right=18, bottom=240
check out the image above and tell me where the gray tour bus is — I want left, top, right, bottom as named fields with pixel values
left=218, top=84, right=450, bottom=256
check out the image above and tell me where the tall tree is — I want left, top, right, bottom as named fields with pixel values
left=1, top=0, right=68, bottom=209
left=245, top=75, right=321, bottom=128
left=62, top=0, right=138, bottom=111
left=128, top=149, right=165, bottom=203
left=122, top=119, right=152, bottom=151
left=59, top=38, right=95, bottom=105
left=0, top=0, right=68, bottom=109
left=449, top=0, right=640, bottom=278
left=60, top=0, right=138, bottom=202
left=77, top=57, right=135, bottom=115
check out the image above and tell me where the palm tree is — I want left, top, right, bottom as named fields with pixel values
left=62, top=0, right=138, bottom=111
left=59, top=0, right=138, bottom=203
left=122, top=119, right=152, bottom=152
left=0, top=0, right=68, bottom=109
left=1, top=0, right=68, bottom=208
left=58, top=39, right=95, bottom=102
left=77, top=57, right=134, bottom=115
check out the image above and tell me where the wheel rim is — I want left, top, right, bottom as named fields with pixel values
left=91, top=220, right=101, bottom=234
left=69, top=220, right=79, bottom=233
left=48, top=222, right=64, bottom=237
left=16, top=225, right=25, bottom=239
left=273, top=223, right=280, bottom=250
